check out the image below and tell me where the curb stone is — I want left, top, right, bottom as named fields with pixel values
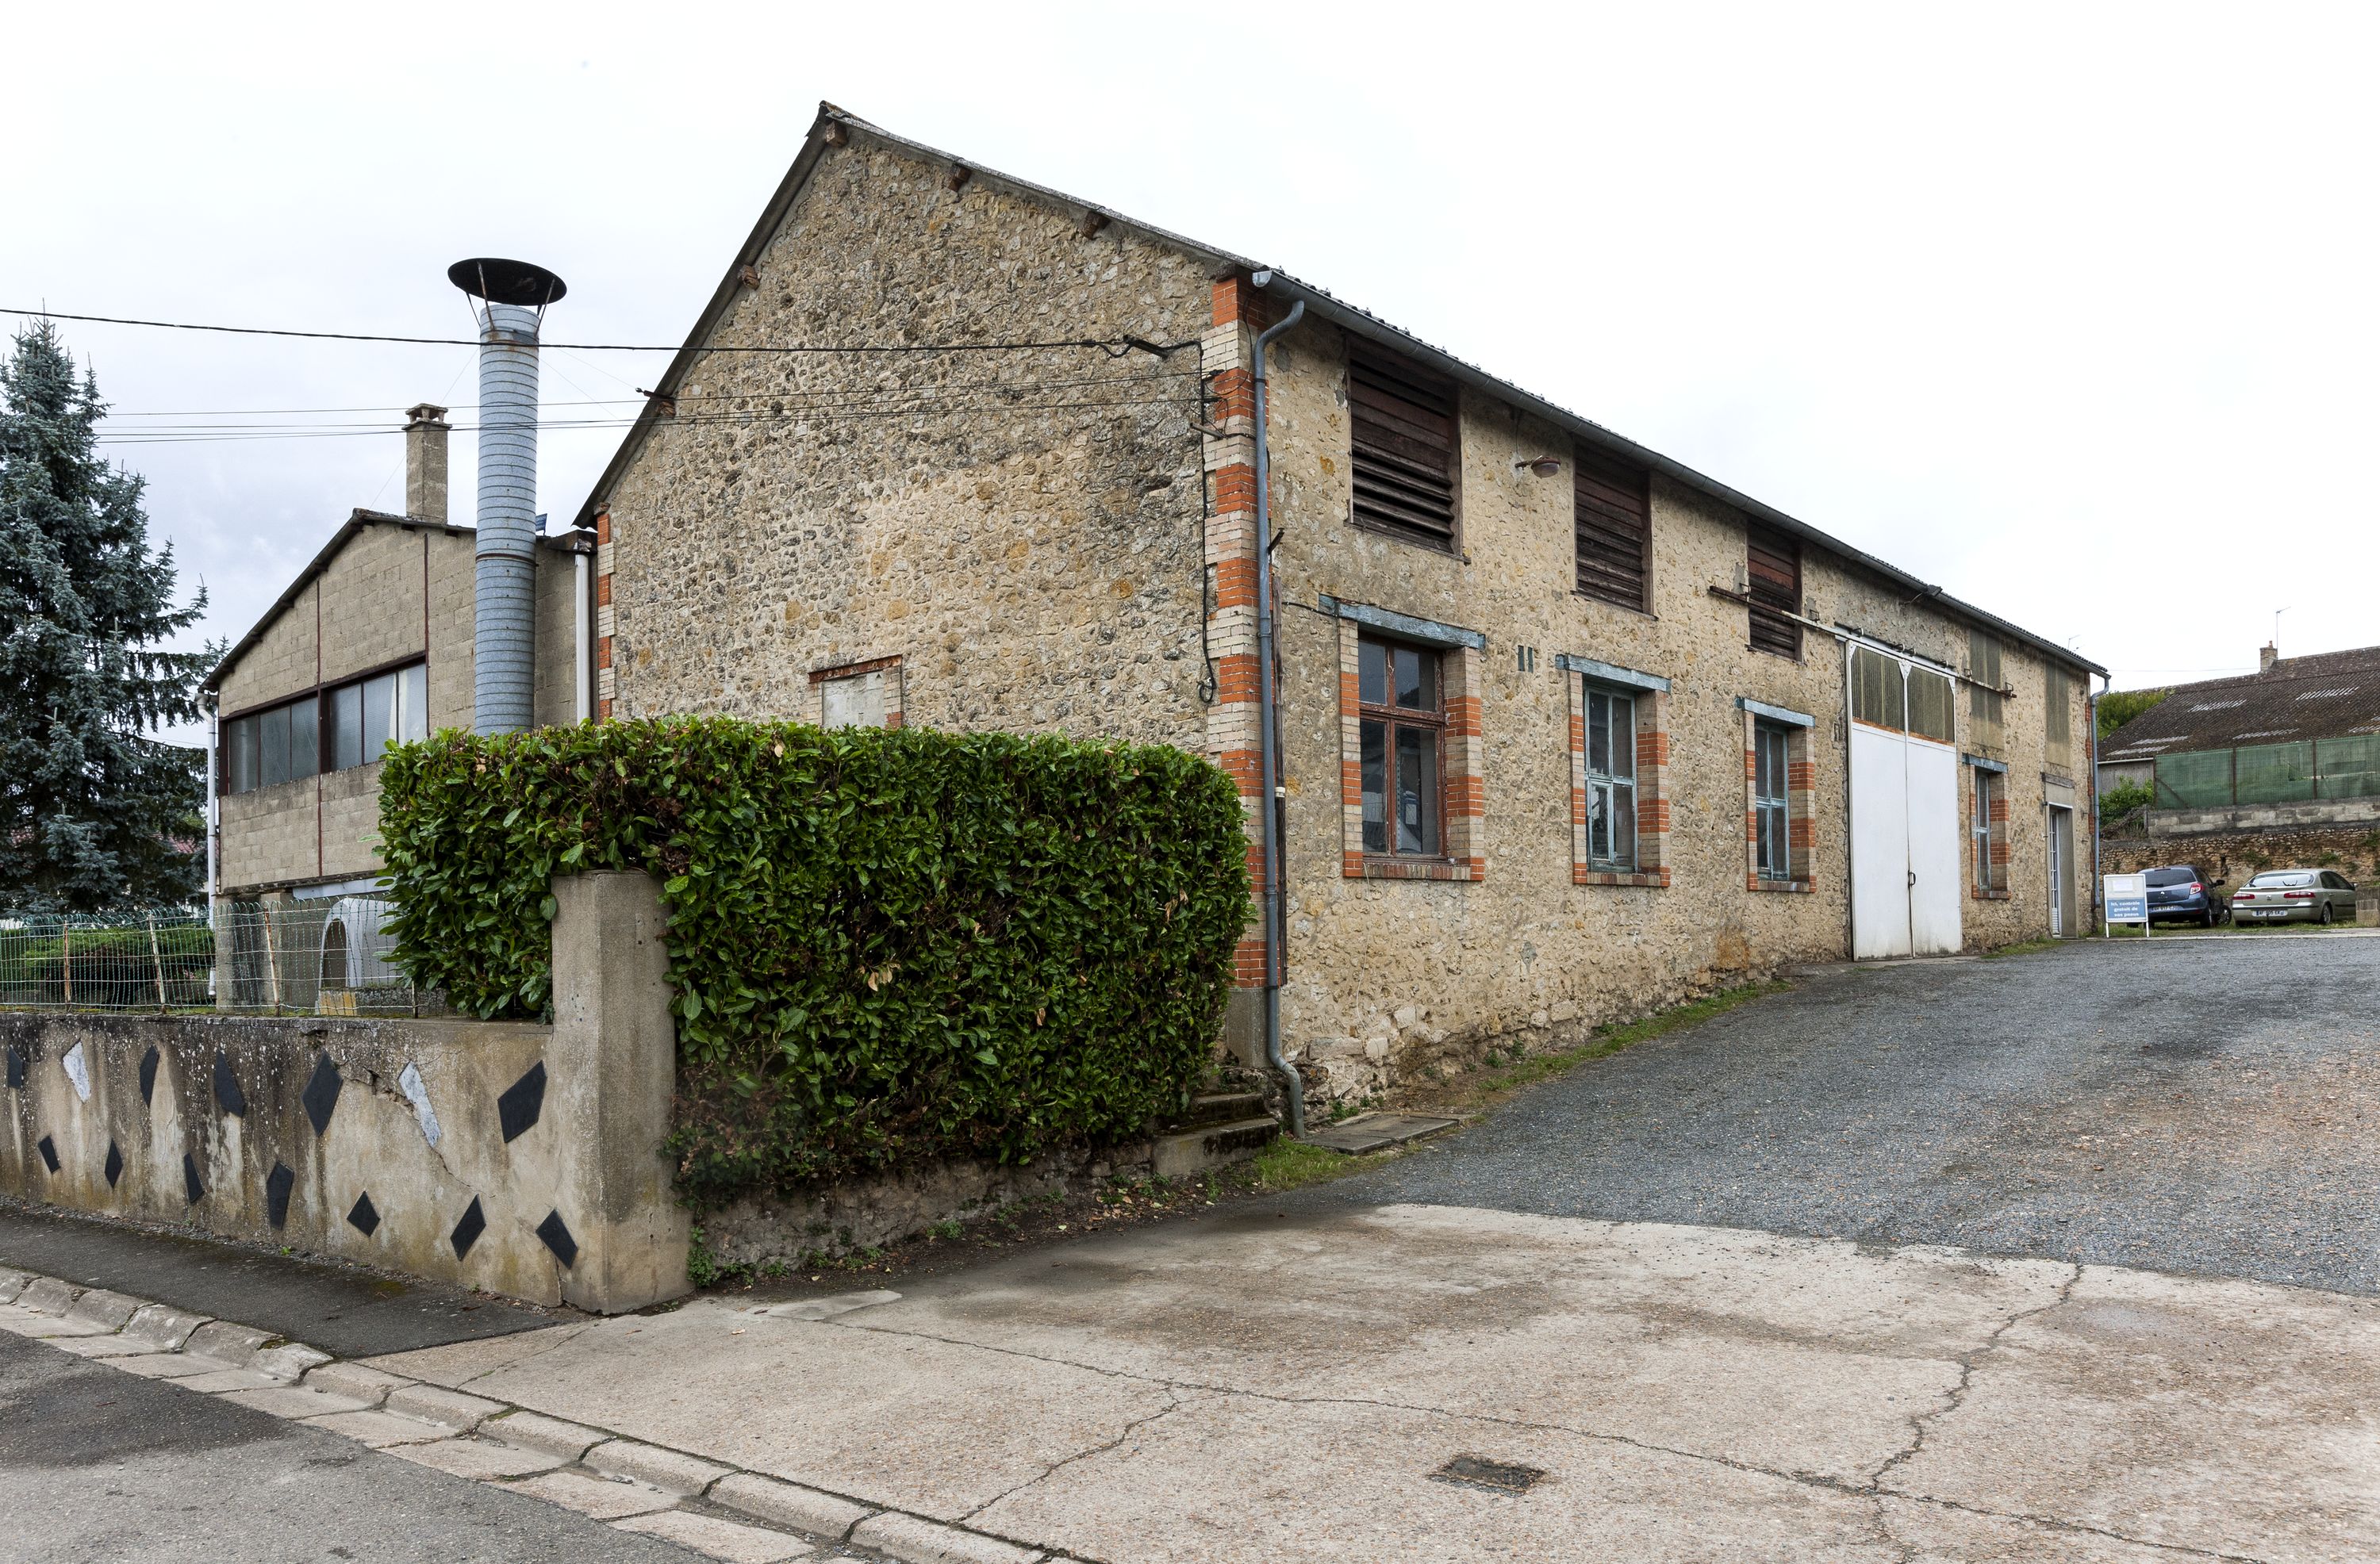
left=0, top=1263, right=1089, bottom=1564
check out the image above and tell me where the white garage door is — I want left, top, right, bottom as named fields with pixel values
left=1849, top=646, right=1964, bottom=958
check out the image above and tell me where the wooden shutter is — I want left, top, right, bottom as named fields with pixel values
left=1574, top=447, right=1649, bottom=610
left=1349, top=347, right=1457, bottom=550
left=1746, top=527, right=1801, bottom=658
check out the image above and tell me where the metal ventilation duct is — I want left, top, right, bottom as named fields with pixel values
left=448, top=259, right=566, bottom=735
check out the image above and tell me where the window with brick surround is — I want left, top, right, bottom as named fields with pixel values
left=1971, top=764, right=2009, bottom=893
left=1565, top=660, right=1671, bottom=887
left=1573, top=448, right=1649, bottom=611
left=1747, top=527, right=1802, bottom=659
left=1335, top=608, right=1484, bottom=882
left=1742, top=701, right=1818, bottom=891
left=1349, top=345, right=1458, bottom=553
left=1358, top=635, right=1445, bottom=857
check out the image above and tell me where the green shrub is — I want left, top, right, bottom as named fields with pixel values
left=377, top=718, right=1250, bottom=1207
left=0, top=922, right=214, bottom=1006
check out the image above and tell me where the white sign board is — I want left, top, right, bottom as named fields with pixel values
left=2103, top=872, right=2148, bottom=932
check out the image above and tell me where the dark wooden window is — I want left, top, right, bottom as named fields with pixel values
left=1357, top=634, right=1445, bottom=857
left=1573, top=448, right=1650, bottom=610
left=1349, top=347, right=1457, bottom=552
left=1746, top=527, right=1801, bottom=658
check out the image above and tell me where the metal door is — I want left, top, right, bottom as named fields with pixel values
left=1906, top=736, right=1963, bottom=954
left=1851, top=723, right=1913, bottom=958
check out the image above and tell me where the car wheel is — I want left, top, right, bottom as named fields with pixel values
left=2320, top=902, right=2335, bottom=926
left=2202, top=907, right=2217, bottom=928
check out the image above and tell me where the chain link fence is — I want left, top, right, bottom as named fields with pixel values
left=0, top=898, right=424, bottom=1015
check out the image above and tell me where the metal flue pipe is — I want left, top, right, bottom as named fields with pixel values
left=449, top=259, right=566, bottom=735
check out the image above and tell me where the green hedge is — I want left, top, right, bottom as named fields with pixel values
left=377, top=718, right=1250, bottom=1206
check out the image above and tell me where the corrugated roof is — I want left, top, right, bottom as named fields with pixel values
left=2101, top=646, right=2380, bottom=760
left=572, top=102, right=2103, bottom=678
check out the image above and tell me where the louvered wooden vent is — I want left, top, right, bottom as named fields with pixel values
left=1747, top=527, right=1802, bottom=658
left=1349, top=347, right=1457, bottom=551
left=1574, top=448, right=1650, bottom=610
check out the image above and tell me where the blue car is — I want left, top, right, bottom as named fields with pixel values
left=2145, top=864, right=2228, bottom=926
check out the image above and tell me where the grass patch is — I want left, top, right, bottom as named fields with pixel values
left=1238, top=1138, right=1365, bottom=1194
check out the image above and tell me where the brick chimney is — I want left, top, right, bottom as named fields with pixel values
left=404, top=403, right=451, bottom=524
left=2259, top=642, right=2279, bottom=676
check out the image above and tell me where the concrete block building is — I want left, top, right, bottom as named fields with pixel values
left=570, top=106, right=2105, bottom=1102
left=203, top=407, right=597, bottom=905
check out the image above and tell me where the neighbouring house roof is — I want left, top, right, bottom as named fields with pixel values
left=572, top=102, right=2104, bottom=679
left=202, top=511, right=593, bottom=695
left=2101, top=646, right=2380, bottom=763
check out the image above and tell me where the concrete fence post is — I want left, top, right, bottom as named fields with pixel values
left=546, top=870, right=691, bottom=1313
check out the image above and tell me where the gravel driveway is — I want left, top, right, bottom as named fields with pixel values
left=1322, top=931, right=2380, bottom=1294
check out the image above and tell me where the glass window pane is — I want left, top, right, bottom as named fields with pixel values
left=1611, top=694, right=1634, bottom=782
left=1396, top=724, right=1438, bottom=855
left=1612, top=779, right=1636, bottom=868
left=1358, top=640, right=1388, bottom=707
left=260, top=704, right=290, bottom=788
left=289, top=696, right=319, bottom=780
left=1395, top=646, right=1436, bottom=711
left=397, top=663, right=427, bottom=743
left=363, top=673, right=395, bottom=760
left=228, top=716, right=258, bottom=794
left=1587, top=692, right=1611, bottom=776
left=329, top=684, right=363, bottom=771
left=1360, top=719, right=1387, bottom=853
left=1587, top=779, right=1610, bottom=861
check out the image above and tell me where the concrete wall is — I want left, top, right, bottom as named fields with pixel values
left=213, top=521, right=589, bottom=897
left=0, top=873, right=685, bottom=1313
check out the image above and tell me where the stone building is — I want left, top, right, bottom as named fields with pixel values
left=2098, top=643, right=2380, bottom=891
left=203, top=406, right=596, bottom=907
left=574, top=105, right=2103, bottom=1102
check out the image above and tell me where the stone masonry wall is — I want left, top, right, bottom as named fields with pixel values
left=601, top=135, right=1215, bottom=747
left=1253, top=309, right=2096, bottom=1100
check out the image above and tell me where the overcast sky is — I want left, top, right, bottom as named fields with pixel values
left=13, top=2, right=2374, bottom=744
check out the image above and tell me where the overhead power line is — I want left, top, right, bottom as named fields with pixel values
left=3, top=306, right=1192, bottom=358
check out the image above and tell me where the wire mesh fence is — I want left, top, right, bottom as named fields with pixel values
left=0, top=898, right=423, bottom=1015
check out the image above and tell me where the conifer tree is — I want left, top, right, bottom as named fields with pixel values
left=0, top=321, right=216, bottom=910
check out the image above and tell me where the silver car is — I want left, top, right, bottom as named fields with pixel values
left=2228, top=868, right=2360, bottom=926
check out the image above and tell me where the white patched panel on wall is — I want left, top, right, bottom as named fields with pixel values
left=821, top=669, right=885, bottom=729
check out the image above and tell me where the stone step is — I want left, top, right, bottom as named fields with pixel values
left=1151, top=1115, right=1280, bottom=1181
left=1171, top=1091, right=1269, bottom=1129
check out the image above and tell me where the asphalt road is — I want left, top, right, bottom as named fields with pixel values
left=1324, top=931, right=2380, bottom=1294
left=0, top=1332, right=707, bottom=1564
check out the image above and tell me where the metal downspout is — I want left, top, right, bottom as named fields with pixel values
left=1250, top=284, right=1306, bottom=1139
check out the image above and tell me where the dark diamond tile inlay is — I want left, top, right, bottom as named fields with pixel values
left=497, top=1060, right=547, bottom=1144
left=6, top=1046, right=25, bottom=1090
left=347, top=1191, right=380, bottom=1237
left=450, top=1197, right=486, bottom=1260
left=34, top=1135, right=59, bottom=1174
left=535, top=1209, right=577, bottom=1268
left=138, top=1044, right=159, bottom=1104
left=182, top=1152, right=205, bottom=1206
left=301, top=1053, right=343, bottom=1137
left=265, top=1163, right=296, bottom=1228
left=104, top=1141, right=123, bottom=1188
left=212, top=1051, right=246, bottom=1117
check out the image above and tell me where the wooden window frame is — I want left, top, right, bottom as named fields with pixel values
left=1357, top=633, right=1449, bottom=862
left=1337, top=615, right=1484, bottom=883
left=1348, top=343, right=1461, bottom=555
left=1573, top=447, right=1651, bottom=612
left=1743, top=707, right=1818, bottom=892
left=1971, top=764, right=2011, bottom=898
left=1752, top=723, right=1794, bottom=881
left=1583, top=686, right=1638, bottom=872
left=1746, top=526, right=1802, bottom=660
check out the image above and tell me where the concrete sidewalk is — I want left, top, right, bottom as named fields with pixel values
left=350, top=1204, right=2378, bottom=1562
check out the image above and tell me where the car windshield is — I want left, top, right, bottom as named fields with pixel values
left=2245, top=872, right=2315, bottom=888
left=2144, top=869, right=2197, bottom=887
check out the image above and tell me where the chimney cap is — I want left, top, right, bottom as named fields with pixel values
left=447, top=257, right=567, bottom=306
left=405, top=403, right=450, bottom=427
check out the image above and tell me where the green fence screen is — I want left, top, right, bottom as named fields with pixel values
left=2155, top=749, right=2234, bottom=807
left=2318, top=735, right=2380, bottom=800
left=2233, top=742, right=2317, bottom=804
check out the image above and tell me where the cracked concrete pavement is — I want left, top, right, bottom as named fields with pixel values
left=363, top=1206, right=2380, bottom=1562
